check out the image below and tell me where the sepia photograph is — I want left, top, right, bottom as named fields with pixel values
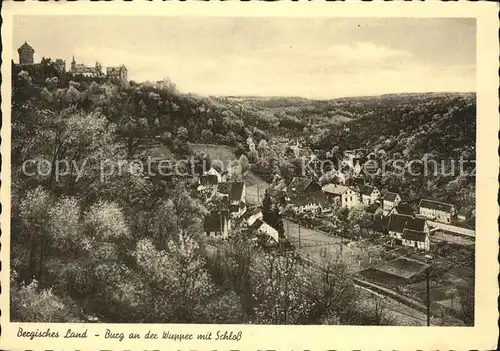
left=1, top=2, right=498, bottom=350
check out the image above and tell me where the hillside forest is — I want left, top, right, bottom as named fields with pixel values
left=10, top=67, right=475, bottom=324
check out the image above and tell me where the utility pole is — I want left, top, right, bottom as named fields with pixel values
left=298, top=224, right=301, bottom=249
left=257, top=182, right=260, bottom=204
left=426, top=268, right=431, bottom=326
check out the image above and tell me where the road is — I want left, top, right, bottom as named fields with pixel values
left=428, top=221, right=475, bottom=237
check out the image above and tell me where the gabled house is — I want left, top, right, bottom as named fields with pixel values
left=359, top=185, right=381, bottom=205
left=387, top=213, right=430, bottom=251
left=283, top=177, right=322, bottom=201
left=249, top=218, right=280, bottom=243
left=204, top=210, right=231, bottom=239
left=402, top=229, right=430, bottom=251
left=322, top=184, right=360, bottom=209
left=217, top=181, right=246, bottom=218
left=365, top=202, right=383, bottom=220
left=288, top=190, right=330, bottom=214
left=382, top=192, right=401, bottom=215
left=388, top=203, right=415, bottom=216
left=283, top=177, right=331, bottom=213
left=418, top=199, right=455, bottom=223
left=207, top=166, right=223, bottom=183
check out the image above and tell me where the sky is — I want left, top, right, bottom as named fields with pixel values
left=13, top=16, right=476, bottom=99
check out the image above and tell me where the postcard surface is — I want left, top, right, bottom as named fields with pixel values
left=1, top=1, right=498, bottom=350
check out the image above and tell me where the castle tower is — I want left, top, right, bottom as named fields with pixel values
left=17, top=41, right=34, bottom=65
left=71, top=54, right=76, bottom=71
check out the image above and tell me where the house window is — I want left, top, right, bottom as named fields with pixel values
left=368, top=199, right=371, bottom=204
left=350, top=196, right=352, bottom=201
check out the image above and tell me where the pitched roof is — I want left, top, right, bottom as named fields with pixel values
left=217, top=181, right=245, bottom=202
left=72, top=64, right=101, bottom=75
left=230, top=181, right=245, bottom=202
left=289, top=190, right=329, bottom=208
left=365, top=203, right=381, bottom=214
left=384, top=192, right=400, bottom=202
left=200, top=174, right=218, bottom=186
left=405, top=217, right=426, bottom=232
left=388, top=214, right=427, bottom=234
left=359, top=185, right=377, bottom=196
left=392, top=204, right=415, bottom=216
left=217, top=182, right=232, bottom=195
left=322, top=184, right=348, bottom=195
left=419, top=199, right=454, bottom=213
left=249, top=218, right=264, bottom=231
left=18, top=42, right=34, bottom=52
left=402, top=229, right=427, bottom=242
left=287, top=177, right=313, bottom=192
left=388, top=214, right=413, bottom=233
left=106, top=66, right=127, bottom=74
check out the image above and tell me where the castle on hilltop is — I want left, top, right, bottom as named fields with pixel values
left=17, top=41, right=66, bottom=75
left=15, top=41, right=128, bottom=83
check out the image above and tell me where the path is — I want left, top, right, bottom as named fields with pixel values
left=428, top=221, right=475, bottom=237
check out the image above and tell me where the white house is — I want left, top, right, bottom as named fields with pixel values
left=418, top=199, right=455, bottom=223
left=288, top=191, right=330, bottom=214
left=206, top=166, right=223, bottom=182
left=387, top=213, right=430, bottom=251
left=402, top=229, right=430, bottom=251
left=359, top=185, right=381, bottom=205
left=382, top=192, right=401, bottom=215
left=322, top=184, right=360, bottom=209
left=249, top=218, right=280, bottom=243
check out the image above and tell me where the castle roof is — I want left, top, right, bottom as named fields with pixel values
left=18, top=42, right=34, bottom=53
left=106, top=65, right=127, bottom=74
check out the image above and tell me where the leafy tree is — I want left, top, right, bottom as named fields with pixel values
left=11, top=273, right=80, bottom=322
left=251, top=252, right=312, bottom=324
left=239, top=154, right=250, bottom=174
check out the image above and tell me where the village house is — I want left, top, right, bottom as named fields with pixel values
left=418, top=199, right=455, bottom=223
left=382, top=192, right=401, bottom=215
left=388, top=203, right=415, bottom=216
left=387, top=213, right=430, bottom=251
left=365, top=202, right=383, bottom=220
left=283, top=177, right=329, bottom=213
left=247, top=215, right=280, bottom=243
left=359, top=185, right=381, bottom=205
left=217, top=181, right=247, bottom=218
left=283, top=177, right=322, bottom=201
left=402, top=229, right=430, bottom=251
left=204, top=210, right=231, bottom=239
left=288, top=191, right=330, bottom=214
left=322, top=184, right=360, bottom=209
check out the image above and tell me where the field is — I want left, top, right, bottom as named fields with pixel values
left=189, top=143, right=237, bottom=163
